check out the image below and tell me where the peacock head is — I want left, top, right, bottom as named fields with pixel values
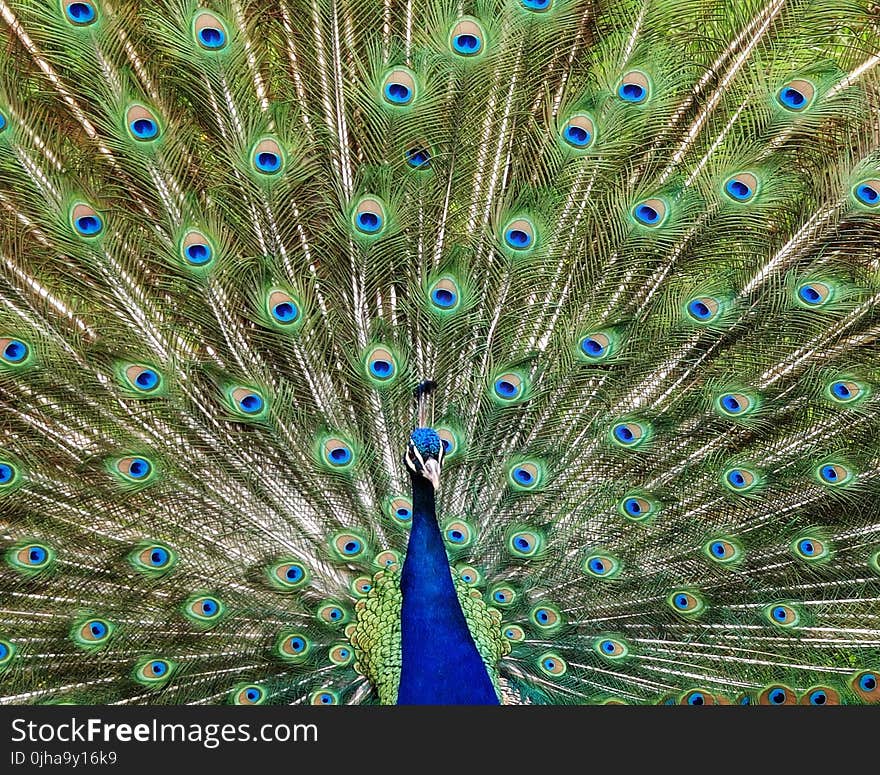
left=405, top=427, right=444, bottom=490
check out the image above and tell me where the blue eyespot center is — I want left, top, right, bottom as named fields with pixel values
left=769, top=689, right=786, bottom=704
left=320, top=693, right=332, bottom=703
left=536, top=609, right=550, bottom=623
left=830, top=381, right=852, bottom=400
left=184, top=243, right=212, bottom=265
left=513, top=467, right=534, bottom=485
left=130, top=118, right=157, bottom=139
left=0, top=464, right=14, bottom=484
left=369, top=359, right=393, bottom=378
left=28, top=547, right=47, bottom=564
left=514, top=536, right=532, bottom=550
left=820, top=465, right=839, bottom=482
left=674, top=594, right=689, bottom=609
left=199, top=27, right=226, bottom=49
left=406, top=147, right=431, bottom=168
left=75, top=215, right=102, bottom=236
left=494, top=591, right=507, bottom=602
left=66, top=2, right=96, bottom=24
left=589, top=558, right=606, bottom=573
left=272, top=301, right=298, bottom=322
left=285, top=566, right=303, bottom=581
left=356, top=212, right=381, bottom=233
left=856, top=183, right=879, bottom=205
left=860, top=674, right=877, bottom=691
left=779, top=87, right=806, bottom=109
left=448, top=530, right=464, bottom=542
left=505, top=228, right=532, bottom=249
left=772, top=606, right=787, bottom=621
left=90, top=621, right=107, bottom=638
left=798, top=285, right=822, bottom=304
left=798, top=539, right=815, bottom=556
left=721, top=394, right=742, bottom=413
left=289, top=637, right=305, bottom=652
left=624, top=498, right=643, bottom=516
left=149, top=548, right=168, bottom=566
left=384, top=83, right=412, bottom=104
left=453, top=34, right=481, bottom=54
left=128, top=458, right=150, bottom=479
left=613, top=424, right=634, bottom=443
left=0, top=643, right=8, bottom=659
left=431, top=288, right=456, bottom=307
left=135, top=369, right=159, bottom=390
left=711, top=542, right=726, bottom=558
left=238, top=393, right=263, bottom=414
left=619, top=83, right=646, bottom=102
left=3, top=340, right=27, bottom=363
left=688, top=693, right=704, bottom=705
left=255, top=152, right=281, bottom=172
left=582, top=337, right=604, bottom=357
left=635, top=204, right=659, bottom=224
left=563, top=124, right=591, bottom=147
left=688, top=300, right=711, bottom=320
left=727, top=470, right=746, bottom=488
left=494, top=379, right=519, bottom=398
left=342, top=540, right=360, bottom=555
left=522, top=0, right=551, bottom=9
left=151, top=661, right=167, bottom=676
left=725, top=179, right=752, bottom=200
left=246, top=689, right=260, bottom=701
left=809, top=690, right=827, bottom=705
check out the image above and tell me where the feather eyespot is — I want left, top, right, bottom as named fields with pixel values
left=851, top=671, right=879, bottom=702
left=64, top=2, right=97, bottom=25
left=131, top=543, right=176, bottom=574
left=759, top=685, right=796, bottom=705
left=530, top=604, right=563, bottom=632
left=406, top=145, right=431, bottom=169
left=374, top=550, right=399, bottom=569
left=270, top=560, right=308, bottom=590
left=618, top=71, right=650, bottom=103
left=583, top=553, right=621, bottom=579
left=310, top=690, right=338, bottom=705
left=765, top=603, right=800, bottom=628
left=538, top=652, right=567, bottom=677
left=705, top=538, right=741, bottom=564
left=115, top=456, right=154, bottom=482
left=817, top=462, right=852, bottom=486
left=504, top=625, right=525, bottom=642
left=595, top=637, right=628, bottom=660
left=610, top=421, right=648, bottom=448
left=796, top=281, right=833, bottom=307
left=723, top=466, right=759, bottom=493
left=387, top=497, right=412, bottom=525
left=382, top=68, right=417, bottom=106
left=70, top=203, right=103, bottom=237
left=682, top=690, right=719, bottom=706
left=443, top=521, right=474, bottom=547
left=827, top=379, right=866, bottom=404
left=521, top=0, right=553, bottom=10
left=716, top=392, right=755, bottom=417
left=184, top=595, right=225, bottom=625
left=800, top=687, right=839, bottom=706
left=776, top=80, right=814, bottom=111
left=180, top=230, right=214, bottom=267
left=0, top=639, right=15, bottom=669
left=489, top=585, right=516, bottom=606
left=126, top=106, right=160, bottom=141
left=687, top=297, right=720, bottom=323
left=632, top=198, right=667, bottom=227
left=668, top=590, right=705, bottom=616
left=428, top=278, right=460, bottom=311
left=794, top=536, right=829, bottom=562
left=0, top=338, right=28, bottom=365
left=252, top=139, right=284, bottom=175
left=134, top=657, right=175, bottom=685
left=724, top=173, right=758, bottom=202
left=450, top=19, right=484, bottom=56
left=73, top=618, right=113, bottom=649
left=502, top=218, right=536, bottom=251
left=332, top=532, right=366, bottom=560
left=323, top=438, right=354, bottom=469
left=492, top=372, right=526, bottom=403
left=579, top=332, right=611, bottom=360
left=352, top=197, right=387, bottom=236
left=0, top=461, right=19, bottom=488
left=329, top=644, right=354, bottom=666
left=277, top=632, right=311, bottom=661
left=352, top=576, right=373, bottom=596
left=233, top=685, right=266, bottom=705
left=318, top=603, right=349, bottom=625
left=194, top=12, right=228, bottom=50
left=561, top=114, right=595, bottom=149
left=8, top=543, right=54, bottom=573
left=853, top=179, right=880, bottom=208
left=365, top=347, right=397, bottom=383
left=619, top=494, right=657, bottom=521
left=457, top=564, right=482, bottom=585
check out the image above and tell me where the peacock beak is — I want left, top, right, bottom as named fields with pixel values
left=422, top=457, right=441, bottom=491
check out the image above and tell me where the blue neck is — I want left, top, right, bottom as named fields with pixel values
left=397, top=473, right=499, bottom=705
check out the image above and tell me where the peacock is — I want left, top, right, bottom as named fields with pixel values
left=0, top=0, right=879, bottom=708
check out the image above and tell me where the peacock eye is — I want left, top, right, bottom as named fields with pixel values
left=620, top=495, right=657, bottom=521
left=795, top=537, right=827, bottom=560
left=530, top=604, right=562, bottom=632
left=429, top=279, right=459, bottom=311
left=687, top=297, right=720, bottom=322
left=776, top=80, right=814, bottom=111
left=366, top=347, right=397, bottom=382
left=851, top=671, right=879, bottom=702
left=684, top=690, right=711, bottom=705
left=194, top=12, right=228, bottom=50
left=134, top=657, right=175, bottom=685
left=234, top=685, right=266, bottom=705
left=382, top=68, right=416, bottom=106
left=618, top=71, right=650, bottom=103
left=74, top=618, right=113, bottom=648
left=352, top=576, right=373, bottom=596
left=323, top=438, right=355, bottom=469
left=853, top=179, right=880, bottom=207
left=450, top=19, right=484, bottom=56
left=561, top=114, right=595, bottom=149
left=723, top=467, right=758, bottom=492
left=802, top=687, right=839, bottom=706
left=116, top=456, right=153, bottom=481
left=538, top=652, right=567, bottom=676
left=490, top=585, right=516, bottom=606
left=611, top=421, right=647, bottom=447
left=502, top=218, right=536, bottom=251
left=507, top=529, right=542, bottom=558
left=9, top=542, right=54, bottom=574
left=584, top=553, right=621, bottom=579
left=796, top=281, right=832, bottom=307
left=765, top=603, right=800, bottom=627
left=444, top=521, right=473, bottom=547
left=521, top=0, right=553, bottom=11
left=493, top=373, right=523, bottom=400
left=705, top=538, right=740, bottom=564
left=126, top=106, right=160, bottom=141
left=71, top=204, right=103, bottom=237
left=352, top=197, right=386, bottom=235
left=595, top=637, right=628, bottom=659
left=632, top=198, right=666, bottom=227
left=817, top=462, right=852, bottom=486
left=132, top=543, right=176, bottom=574
left=760, top=685, right=796, bottom=705
left=374, top=550, right=399, bottom=569
left=267, top=291, right=300, bottom=325
left=504, top=625, right=525, bottom=642
left=310, top=690, right=338, bottom=705
left=724, top=173, right=758, bottom=202
left=64, top=2, right=97, bottom=26
left=329, top=644, right=353, bottom=665
left=0, top=462, right=18, bottom=486
left=1, top=338, right=28, bottom=364
left=388, top=497, right=413, bottom=525
left=457, top=565, right=481, bottom=585
left=232, top=388, right=264, bottom=415
left=406, top=145, right=431, bottom=169
left=252, top=139, right=284, bottom=175
left=668, top=590, right=705, bottom=616
left=333, top=533, right=365, bottom=559
left=278, top=632, right=311, bottom=660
